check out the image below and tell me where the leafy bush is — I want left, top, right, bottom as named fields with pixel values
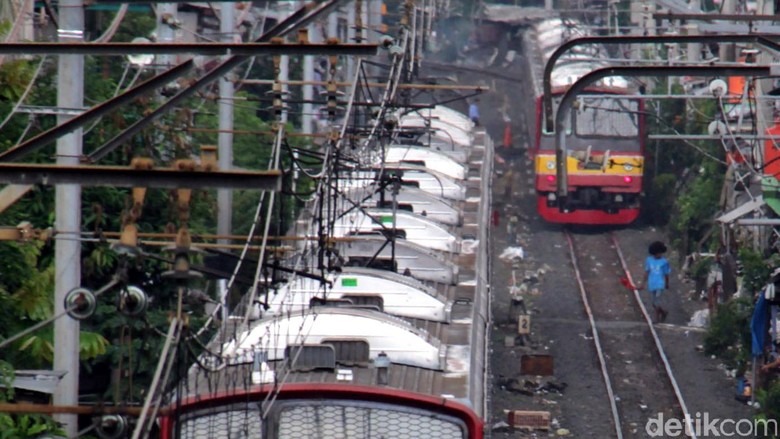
left=0, top=360, right=64, bottom=438
left=704, top=296, right=753, bottom=372
left=740, top=247, right=778, bottom=296
left=669, top=161, right=725, bottom=255
left=755, top=380, right=780, bottom=438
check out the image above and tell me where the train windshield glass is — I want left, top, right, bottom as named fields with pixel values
left=575, top=97, right=639, bottom=138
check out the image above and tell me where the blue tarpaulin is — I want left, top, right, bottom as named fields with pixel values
left=751, top=293, right=769, bottom=357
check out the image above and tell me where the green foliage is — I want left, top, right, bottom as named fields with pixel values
left=704, top=297, right=753, bottom=371
left=0, top=360, right=64, bottom=438
left=689, top=256, right=714, bottom=284
left=755, top=381, right=780, bottom=438
left=668, top=161, right=725, bottom=254
left=0, top=59, right=36, bottom=102
left=740, top=248, right=779, bottom=296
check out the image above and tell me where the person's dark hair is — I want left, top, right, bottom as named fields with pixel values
left=649, top=241, right=667, bottom=255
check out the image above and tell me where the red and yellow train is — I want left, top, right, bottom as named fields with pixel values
left=524, top=19, right=646, bottom=225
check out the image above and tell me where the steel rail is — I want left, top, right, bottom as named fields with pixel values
left=611, top=233, right=697, bottom=439
left=564, top=230, right=624, bottom=439
left=542, top=34, right=780, bottom=131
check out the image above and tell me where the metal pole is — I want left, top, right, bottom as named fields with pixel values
left=53, top=0, right=83, bottom=435
left=217, top=1, right=235, bottom=325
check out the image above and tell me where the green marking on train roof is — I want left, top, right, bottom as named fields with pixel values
left=341, top=278, right=358, bottom=287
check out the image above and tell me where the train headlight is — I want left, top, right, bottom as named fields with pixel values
left=623, top=176, right=633, bottom=183
left=623, top=164, right=633, bottom=171
left=546, top=161, right=555, bottom=170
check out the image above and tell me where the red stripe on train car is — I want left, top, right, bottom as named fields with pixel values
left=159, top=383, right=484, bottom=439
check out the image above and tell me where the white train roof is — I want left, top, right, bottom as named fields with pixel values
left=398, top=117, right=473, bottom=148
left=398, top=166, right=467, bottom=201
left=344, top=185, right=461, bottom=226
left=225, top=308, right=444, bottom=370
left=338, top=236, right=459, bottom=285
left=385, top=145, right=467, bottom=180
left=402, top=105, right=475, bottom=133
left=333, top=208, right=459, bottom=253
left=334, top=167, right=466, bottom=201
left=267, top=267, right=450, bottom=322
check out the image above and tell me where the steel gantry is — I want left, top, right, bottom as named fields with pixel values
left=554, top=65, right=771, bottom=199
left=542, top=34, right=780, bottom=131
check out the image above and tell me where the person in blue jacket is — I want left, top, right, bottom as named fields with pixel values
left=468, top=99, right=480, bottom=126
left=642, top=241, right=671, bottom=323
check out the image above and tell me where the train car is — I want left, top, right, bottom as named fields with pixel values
left=156, top=105, right=493, bottom=439
left=523, top=18, right=646, bottom=225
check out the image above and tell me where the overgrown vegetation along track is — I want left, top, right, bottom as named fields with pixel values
left=565, top=230, right=696, bottom=438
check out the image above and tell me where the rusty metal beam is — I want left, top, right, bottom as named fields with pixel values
left=555, top=65, right=770, bottom=200
left=0, top=163, right=281, bottom=190
left=240, top=78, right=488, bottom=91
left=0, top=402, right=161, bottom=416
left=0, top=42, right=377, bottom=56
left=543, top=34, right=780, bottom=131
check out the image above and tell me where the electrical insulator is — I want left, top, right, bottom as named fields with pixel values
left=64, top=287, right=97, bottom=320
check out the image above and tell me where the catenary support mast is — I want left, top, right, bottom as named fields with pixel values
left=53, top=0, right=84, bottom=435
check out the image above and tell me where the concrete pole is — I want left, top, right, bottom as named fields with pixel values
left=302, top=36, right=315, bottom=136
left=53, top=0, right=83, bottom=436
left=328, top=11, right=338, bottom=40
left=157, top=3, right=178, bottom=69
left=347, top=2, right=356, bottom=82
left=719, top=0, right=736, bottom=62
left=280, top=54, right=289, bottom=124
left=683, top=24, right=700, bottom=63
left=217, top=2, right=234, bottom=322
left=362, top=0, right=370, bottom=43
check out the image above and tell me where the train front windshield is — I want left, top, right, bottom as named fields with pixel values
left=542, top=95, right=641, bottom=153
left=575, top=97, right=639, bottom=140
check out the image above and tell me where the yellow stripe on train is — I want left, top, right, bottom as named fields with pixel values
left=535, top=154, right=643, bottom=175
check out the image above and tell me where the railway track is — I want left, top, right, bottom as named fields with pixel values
left=565, top=230, right=696, bottom=438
